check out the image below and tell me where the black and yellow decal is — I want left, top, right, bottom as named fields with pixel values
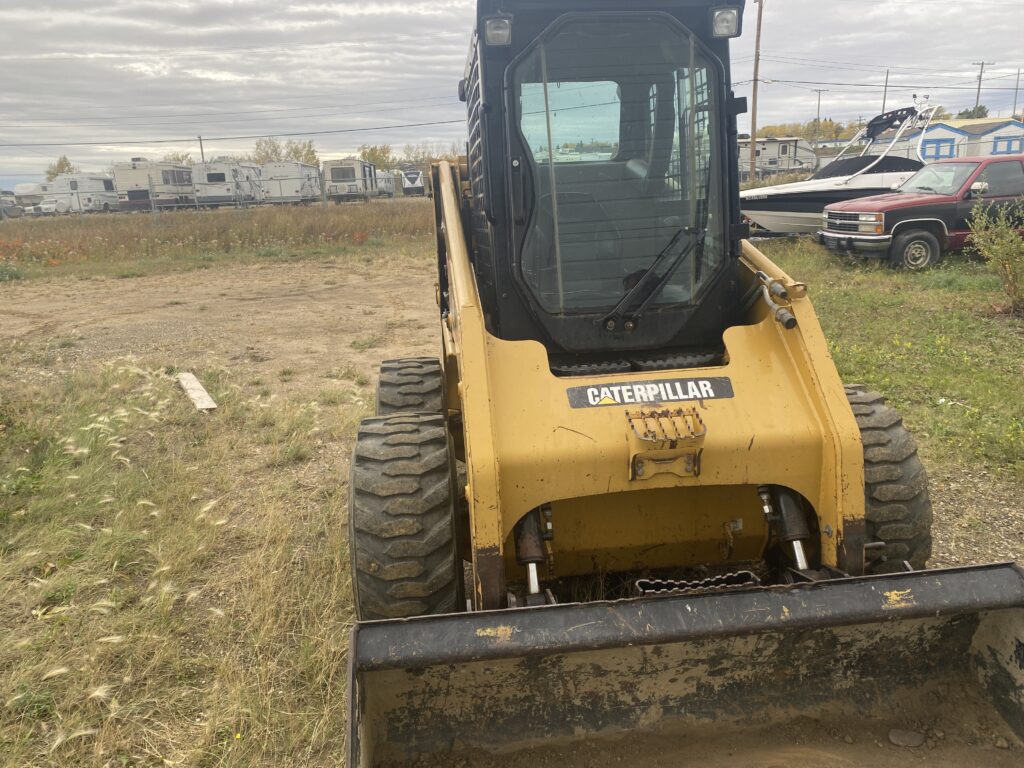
left=567, top=377, right=735, bottom=409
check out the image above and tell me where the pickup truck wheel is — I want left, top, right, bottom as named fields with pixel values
left=846, top=387, right=933, bottom=573
left=348, top=413, right=462, bottom=620
left=890, top=229, right=941, bottom=270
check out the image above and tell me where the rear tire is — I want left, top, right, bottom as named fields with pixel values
left=376, top=357, right=444, bottom=415
left=846, top=387, right=933, bottom=573
left=348, top=413, right=462, bottom=620
left=890, top=229, right=941, bottom=270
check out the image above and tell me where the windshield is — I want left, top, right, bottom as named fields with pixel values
left=512, top=16, right=723, bottom=316
left=900, top=162, right=979, bottom=195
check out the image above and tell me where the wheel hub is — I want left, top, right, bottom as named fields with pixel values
left=904, top=240, right=931, bottom=268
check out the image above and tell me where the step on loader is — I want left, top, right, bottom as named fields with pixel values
left=345, top=1, right=1024, bottom=765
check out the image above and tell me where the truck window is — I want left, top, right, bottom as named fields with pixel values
left=978, top=160, right=1024, bottom=197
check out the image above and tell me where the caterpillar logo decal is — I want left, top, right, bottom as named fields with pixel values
left=567, top=377, right=734, bottom=409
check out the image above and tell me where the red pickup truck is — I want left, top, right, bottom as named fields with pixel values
left=818, top=154, right=1024, bottom=269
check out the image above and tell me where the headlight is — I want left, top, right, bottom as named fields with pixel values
left=483, top=17, right=512, bottom=46
left=858, top=213, right=883, bottom=222
left=711, top=8, right=741, bottom=37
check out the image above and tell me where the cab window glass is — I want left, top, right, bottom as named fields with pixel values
left=978, top=161, right=1024, bottom=197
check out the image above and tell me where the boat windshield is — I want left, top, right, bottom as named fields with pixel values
left=512, top=16, right=724, bottom=316
left=899, top=162, right=979, bottom=195
left=810, top=154, right=922, bottom=181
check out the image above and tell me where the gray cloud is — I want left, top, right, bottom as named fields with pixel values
left=0, top=0, right=1021, bottom=187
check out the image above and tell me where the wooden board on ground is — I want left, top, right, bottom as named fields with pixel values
left=176, top=372, right=217, bottom=411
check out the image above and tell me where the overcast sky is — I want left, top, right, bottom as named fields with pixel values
left=1, top=0, right=1021, bottom=187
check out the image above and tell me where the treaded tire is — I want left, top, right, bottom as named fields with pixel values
left=890, top=229, right=941, bottom=270
left=846, top=386, right=933, bottom=573
left=375, top=357, right=444, bottom=415
left=348, top=413, right=461, bottom=620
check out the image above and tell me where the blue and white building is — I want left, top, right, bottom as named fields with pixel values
left=887, top=118, right=1024, bottom=160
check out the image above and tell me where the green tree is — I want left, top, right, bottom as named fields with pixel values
left=45, top=155, right=78, bottom=181
left=162, top=151, right=194, bottom=166
left=956, top=105, right=989, bottom=119
left=248, top=137, right=285, bottom=163
left=931, top=106, right=953, bottom=121
left=359, top=144, right=397, bottom=170
left=283, top=139, right=318, bottom=165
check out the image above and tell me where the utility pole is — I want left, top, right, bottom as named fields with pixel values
left=972, top=61, right=994, bottom=111
left=881, top=69, right=890, bottom=113
left=812, top=89, right=826, bottom=151
left=1013, top=67, right=1021, bottom=118
left=748, top=0, right=765, bottom=181
left=198, top=135, right=206, bottom=163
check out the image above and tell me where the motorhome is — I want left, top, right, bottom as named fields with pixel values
left=112, top=158, right=195, bottom=212
left=194, top=159, right=264, bottom=207
left=323, top=158, right=377, bottom=202
left=261, top=161, right=321, bottom=204
left=375, top=170, right=396, bottom=198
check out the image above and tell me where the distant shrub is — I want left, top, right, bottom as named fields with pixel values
left=0, top=263, right=23, bottom=282
left=969, top=202, right=1024, bottom=316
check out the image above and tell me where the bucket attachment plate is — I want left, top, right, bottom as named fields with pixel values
left=627, top=407, right=706, bottom=480
left=347, top=563, right=1024, bottom=767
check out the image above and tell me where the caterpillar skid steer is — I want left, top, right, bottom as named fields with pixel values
left=345, top=1, right=1024, bottom=765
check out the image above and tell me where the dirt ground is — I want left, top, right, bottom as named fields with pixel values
left=0, top=259, right=439, bottom=391
left=2, top=260, right=1020, bottom=570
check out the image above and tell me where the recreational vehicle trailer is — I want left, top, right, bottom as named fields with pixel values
left=194, top=159, right=264, bottom=207
left=323, top=158, right=377, bottom=202
left=375, top=170, right=396, bottom=198
left=112, top=158, right=195, bottom=212
left=53, top=173, right=119, bottom=213
left=261, top=161, right=321, bottom=204
left=399, top=166, right=426, bottom=196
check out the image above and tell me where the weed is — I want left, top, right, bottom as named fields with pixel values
left=969, top=202, right=1024, bottom=315
left=278, top=368, right=296, bottom=382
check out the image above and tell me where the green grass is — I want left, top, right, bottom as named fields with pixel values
left=0, top=357, right=365, bottom=765
left=760, top=238, right=1024, bottom=477
left=0, top=200, right=434, bottom=281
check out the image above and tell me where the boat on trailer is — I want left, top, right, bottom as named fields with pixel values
left=740, top=101, right=940, bottom=234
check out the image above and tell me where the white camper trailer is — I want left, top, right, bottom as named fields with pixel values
left=194, top=159, right=264, bottom=207
left=399, top=166, right=426, bottom=197
left=261, top=161, right=321, bottom=204
left=13, top=175, right=118, bottom=215
left=323, top=158, right=377, bottom=202
left=112, top=158, right=195, bottom=211
left=375, top=171, right=396, bottom=198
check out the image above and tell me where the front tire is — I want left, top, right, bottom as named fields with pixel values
left=890, top=229, right=941, bottom=270
left=376, top=358, right=444, bottom=415
left=348, top=413, right=462, bottom=620
left=847, top=387, right=933, bottom=573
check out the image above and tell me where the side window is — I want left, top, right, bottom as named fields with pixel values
left=103, top=179, right=114, bottom=191
left=780, top=144, right=789, bottom=156
left=520, top=80, right=621, bottom=163
left=978, top=161, right=1024, bottom=197
left=70, top=180, right=79, bottom=190
left=161, top=170, right=172, bottom=185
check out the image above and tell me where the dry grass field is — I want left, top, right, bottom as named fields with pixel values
left=1, top=201, right=1022, bottom=766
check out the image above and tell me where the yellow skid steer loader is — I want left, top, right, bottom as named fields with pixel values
left=345, top=1, right=1024, bottom=764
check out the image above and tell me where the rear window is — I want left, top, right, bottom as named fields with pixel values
left=331, top=167, right=356, bottom=182
left=207, top=172, right=227, bottom=183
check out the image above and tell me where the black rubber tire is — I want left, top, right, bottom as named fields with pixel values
left=375, top=357, right=444, bottom=415
left=846, top=387, right=933, bottom=573
left=889, top=229, right=941, bottom=270
left=348, top=413, right=462, bottom=620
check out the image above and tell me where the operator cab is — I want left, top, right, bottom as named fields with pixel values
left=459, top=1, right=748, bottom=369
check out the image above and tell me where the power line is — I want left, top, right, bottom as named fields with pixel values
left=0, top=118, right=466, bottom=149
